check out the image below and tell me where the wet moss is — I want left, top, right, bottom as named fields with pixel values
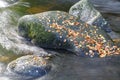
left=18, top=19, right=56, bottom=48
left=26, top=4, right=54, bottom=14
left=28, top=24, right=56, bottom=46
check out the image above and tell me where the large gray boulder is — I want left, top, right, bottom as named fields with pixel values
left=18, top=11, right=115, bottom=57
left=69, top=0, right=112, bottom=33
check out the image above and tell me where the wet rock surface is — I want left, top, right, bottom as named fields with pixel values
left=69, top=0, right=112, bottom=33
left=69, top=0, right=120, bottom=49
left=18, top=11, right=115, bottom=57
left=7, top=55, right=51, bottom=77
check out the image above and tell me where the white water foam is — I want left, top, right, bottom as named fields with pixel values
left=0, top=7, right=48, bottom=55
left=0, top=77, right=11, bottom=80
left=0, top=0, right=8, bottom=7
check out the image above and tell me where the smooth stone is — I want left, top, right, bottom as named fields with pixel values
left=18, top=11, right=114, bottom=57
left=69, top=0, right=112, bottom=33
left=7, top=55, right=51, bottom=77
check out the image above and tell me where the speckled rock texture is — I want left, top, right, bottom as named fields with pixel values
left=17, top=11, right=117, bottom=57
left=7, top=55, right=51, bottom=77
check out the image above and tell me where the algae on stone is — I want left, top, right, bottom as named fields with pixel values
left=18, top=11, right=119, bottom=57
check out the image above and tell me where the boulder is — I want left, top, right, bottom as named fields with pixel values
left=7, top=55, right=51, bottom=77
left=69, top=0, right=112, bottom=33
left=18, top=11, right=114, bottom=57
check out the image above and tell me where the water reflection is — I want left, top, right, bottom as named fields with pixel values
left=90, top=0, right=120, bottom=13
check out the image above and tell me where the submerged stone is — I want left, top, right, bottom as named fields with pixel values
left=69, top=0, right=112, bottom=33
left=18, top=11, right=117, bottom=57
left=7, top=55, right=51, bottom=77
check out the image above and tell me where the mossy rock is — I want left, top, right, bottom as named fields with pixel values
left=18, top=11, right=113, bottom=56
left=18, top=11, right=74, bottom=50
left=69, top=0, right=112, bottom=33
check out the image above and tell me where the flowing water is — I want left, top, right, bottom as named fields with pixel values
left=0, top=0, right=120, bottom=80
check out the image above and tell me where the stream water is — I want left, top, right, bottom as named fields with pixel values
left=0, top=0, right=120, bottom=80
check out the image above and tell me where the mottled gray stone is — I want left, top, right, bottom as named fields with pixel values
left=69, top=0, right=112, bottom=33
left=18, top=11, right=113, bottom=56
left=7, top=55, right=51, bottom=77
